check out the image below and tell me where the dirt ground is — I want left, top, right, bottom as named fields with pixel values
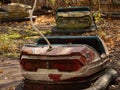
left=0, top=16, right=120, bottom=90
left=0, top=59, right=23, bottom=90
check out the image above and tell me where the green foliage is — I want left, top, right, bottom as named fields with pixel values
left=0, top=34, right=18, bottom=53
left=93, top=10, right=101, bottom=22
left=0, top=28, right=50, bottom=58
left=49, top=0, right=56, bottom=6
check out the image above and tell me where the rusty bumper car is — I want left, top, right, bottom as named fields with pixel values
left=18, top=36, right=117, bottom=90
left=51, top=6, right=97, bottom=34
left=0, top=3, right=32, bottom=22
left=100, top=0, right=120, bottom=18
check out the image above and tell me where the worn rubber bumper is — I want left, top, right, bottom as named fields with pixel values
left=102, top=12, right=120, bottom=19
left=51, top=23, right=97, bottom=34
left=23, top=68, right=117, bottom=90
left=23, top=67, right=116, bottom=90
left=0, top=16, right=37, bottom=23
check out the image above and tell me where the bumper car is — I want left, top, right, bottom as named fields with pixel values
left=51, top=6, right=97, bottom=34
left=0, top=3, right=31, bottom=22
left=19, top=36, right=114, bottom=90
left=100, top=0, right=120, bottom=18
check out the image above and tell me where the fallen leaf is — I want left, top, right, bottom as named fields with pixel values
left=0, top=69, right=3, bottom=73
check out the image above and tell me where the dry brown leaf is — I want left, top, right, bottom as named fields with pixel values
left=0, top=69, right=3, bottom=73
left=35, top=15, right=55, bottom=25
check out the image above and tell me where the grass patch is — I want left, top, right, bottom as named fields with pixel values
left=0, top=29, right=50, bottom=59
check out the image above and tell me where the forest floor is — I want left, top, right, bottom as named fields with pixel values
left=0, top=15, right=120, bottom=90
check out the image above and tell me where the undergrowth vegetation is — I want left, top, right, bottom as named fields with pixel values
left=0, top=28, right=49, bottom=59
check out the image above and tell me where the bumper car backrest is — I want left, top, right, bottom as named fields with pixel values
left=37, top=36, right=108, bottom=55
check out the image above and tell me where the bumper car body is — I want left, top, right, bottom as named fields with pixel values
left=20, top=36, right=109, bottom=89
left=51, top=6, right=97, bottom=34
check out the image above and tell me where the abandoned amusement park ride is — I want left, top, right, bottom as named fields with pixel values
left=19, top=0, right=118, bottom=90
left=0, top=0, right=119, bottom=90
left=51, top=6, right=97, bottom=34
